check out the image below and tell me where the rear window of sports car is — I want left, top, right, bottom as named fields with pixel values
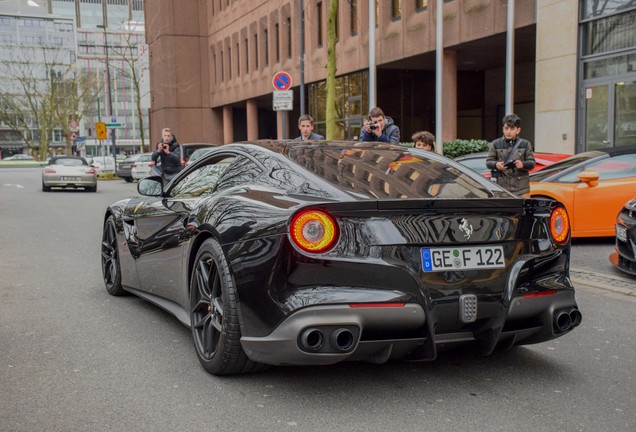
left=288, top=147, right=492, bottom=199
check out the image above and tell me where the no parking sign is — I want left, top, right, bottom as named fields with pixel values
left=272, top=71, right=292, bottom=91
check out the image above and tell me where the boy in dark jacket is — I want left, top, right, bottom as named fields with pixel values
left=486, top=114, right=535, bottom=196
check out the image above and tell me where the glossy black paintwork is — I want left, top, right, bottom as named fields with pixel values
left=104, top=141, right=579, bottom=360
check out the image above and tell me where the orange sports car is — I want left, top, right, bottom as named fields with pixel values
left=530, top=145, right=636, bottom=237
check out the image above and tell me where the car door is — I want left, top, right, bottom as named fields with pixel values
left=563, top=154, right=636, bottom=236
left=133, top=155, right=237, bottom=304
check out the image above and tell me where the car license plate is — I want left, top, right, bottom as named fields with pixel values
left=421, top=245, right=505, bottom=272
left=61, top=176, right=80, bottom=181
left=616, top=225, right=627, bottom=243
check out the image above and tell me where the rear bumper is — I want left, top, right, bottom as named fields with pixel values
left=241, top=290, right=581, bottom=366
left=43, top=178, right=97, bottom=187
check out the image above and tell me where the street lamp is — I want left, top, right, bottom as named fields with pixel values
left=97, top=24, right=117, bottom=159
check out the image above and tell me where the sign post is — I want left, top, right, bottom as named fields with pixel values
left=272, top=72, right=293, bottom=139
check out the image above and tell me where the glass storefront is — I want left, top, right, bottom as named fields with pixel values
left=308, top=70, right=368, bottom=140
left=580, top=5, right=636, bottom=150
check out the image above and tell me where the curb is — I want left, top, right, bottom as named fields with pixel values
left=570, top=268, right=636, bottom=296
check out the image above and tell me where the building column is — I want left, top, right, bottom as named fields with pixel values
left=223, top=106, right=233, bottom=144
left=442, top=50, right=457, bottom=142
left=246, top=100, right=258, bottom=140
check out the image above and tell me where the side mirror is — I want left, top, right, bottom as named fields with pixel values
left=138, top=176, right=163, bottom=196
left=577, top=170, right=600, bottom=188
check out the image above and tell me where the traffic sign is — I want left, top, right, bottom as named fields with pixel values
left=273, top=90, right=293, bottom=111
left=105, top=122, right=126, bottom=128
left=96, top=122, right=107, bottom=140
left=272, top=71, right=292, bottom=91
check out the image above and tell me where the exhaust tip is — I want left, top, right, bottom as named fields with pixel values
left=298, top=328, right=324, bottom=351
left=329, top=328, right=355, bottom=352
left=554, top=311, right=572, bottom=333
left=569, top=309, right=582, bottom=328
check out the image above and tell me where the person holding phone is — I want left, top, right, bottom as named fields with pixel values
left=151, top=127, right=182, bottom=185
left=486, top=114, right=535, bottom=196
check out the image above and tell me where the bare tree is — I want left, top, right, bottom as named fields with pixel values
left=0, top=46, right=101, bottom=160
left=106, top=21, right=149, bottom=153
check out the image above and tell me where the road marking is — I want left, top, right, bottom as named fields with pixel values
left=2, top=184, right=24, bottom=188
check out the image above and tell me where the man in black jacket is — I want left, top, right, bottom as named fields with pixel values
left=486, top=114, right=535, bottom=196
left=151, top=127, right=182, bottom=185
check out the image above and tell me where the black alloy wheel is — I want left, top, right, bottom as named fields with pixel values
left=189, top=238, right=262, bottom=375
left=101, top=215, right=125, bottom=296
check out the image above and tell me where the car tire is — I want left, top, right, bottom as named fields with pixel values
left=87, top=185, right=97, bottom=192
left=42, top=182, right=51, bottom=192
left=101, top=215, right=126, bottom=296
left=189, top=238, right=265, bottom=375
left=125, top=177, right=133, bottom=183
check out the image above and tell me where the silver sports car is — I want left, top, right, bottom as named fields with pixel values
left=42, top=156, right=97, bottom=192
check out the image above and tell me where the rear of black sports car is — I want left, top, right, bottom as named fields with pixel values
left=227, top=143, right=582, bottom=367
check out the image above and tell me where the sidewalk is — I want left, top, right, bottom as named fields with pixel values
left=571, top=267, right=636, bottom=296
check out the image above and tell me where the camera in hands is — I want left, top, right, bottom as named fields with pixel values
left=369, top=121, right=378, bottom=131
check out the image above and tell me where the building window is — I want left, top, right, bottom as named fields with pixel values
left=317, top=1, right=323, bottom=47
left=350, top=0, right=358, bottom=36
left=212, top=51, right=217, bottom=84
left=220, top=49, right=224, bottom=81
left=416, top=0, right=427, bottom=11
left=264, top=28, right=269, bottom=66
left=287, top=17, right=292, bottom=58
left=245, top=37, right=249, bottom=73
left=392, top=0, right=402, bottom=19
left=236, top=42, right=240, bottom=77
left=254, top=33, right=258, bottom=69
left=275, top=23, right=280, bottom=63
left=228, top=45, right=232, bottom=79
left=308, top=70, right=368, bottom=140
left=582, top=9, right=636, bottom=56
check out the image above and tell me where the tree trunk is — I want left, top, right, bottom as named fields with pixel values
left=325, top=0, right=338, bottom=140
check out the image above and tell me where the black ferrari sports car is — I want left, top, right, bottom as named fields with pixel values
left=101, top=140, right=582, bottom=375
left=610, top=196, right=636, bottom=276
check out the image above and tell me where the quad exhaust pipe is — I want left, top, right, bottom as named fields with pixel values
left=298, top=327, right=357, bottom=353
left=553, top=308, right=582, bottom=333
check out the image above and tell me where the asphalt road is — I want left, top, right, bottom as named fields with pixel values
left=1, top=168, right=635, bottom=432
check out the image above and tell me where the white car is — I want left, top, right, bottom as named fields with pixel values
left=91, top=156, right=116, bottom=174
left=131, top=153, right=155, bottom=180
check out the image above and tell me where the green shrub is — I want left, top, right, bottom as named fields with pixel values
left=441, top=139, right=490, bottom=158
left=400, top=139, right=489, bottom=158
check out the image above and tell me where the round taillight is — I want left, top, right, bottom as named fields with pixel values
left=290, top=210, right=338, bottom=253
left=550, top=206, right=570, bottom=244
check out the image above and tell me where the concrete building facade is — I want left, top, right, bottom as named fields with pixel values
left=144, top=1, right=636, bottom=155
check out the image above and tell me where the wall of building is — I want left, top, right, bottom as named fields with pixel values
left=535, top=0, right=578, bottom=153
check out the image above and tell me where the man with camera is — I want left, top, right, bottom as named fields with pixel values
left=360, top=107, right=400, bottom=144
left=486, top=114, right=535, bottom=196
left=151, top=127, right=183, bottom=185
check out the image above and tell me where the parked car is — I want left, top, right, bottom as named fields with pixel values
left=530, top=145, right=636, bottom=237
left=41, top=156, right=97, bottom=192
left=4, top=154, right=35, bottom=161
left=131, top=153, right=154, bottom=180
left=454, top=151, right=570, bottom=178
left=185, top=147, right=215, bottom=166
left=91, top=156, right=116, bottom=174
left=116, top=154, right=142, bottom=182
left=610, top=196, right=636, bottom=276
left=180, top=143, right=218, bottom=165
left=101, top=140, right=580, bottom=375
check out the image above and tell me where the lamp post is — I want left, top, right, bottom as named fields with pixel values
left=97, top=24, right=117, bottom=159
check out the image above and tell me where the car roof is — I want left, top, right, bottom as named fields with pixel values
left=49, top=156, right=88, bottom=164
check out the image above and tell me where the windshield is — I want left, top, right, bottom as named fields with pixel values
left=530, top=151, right=605, bottom=181
left=53, top=158, right=86, bottom=166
